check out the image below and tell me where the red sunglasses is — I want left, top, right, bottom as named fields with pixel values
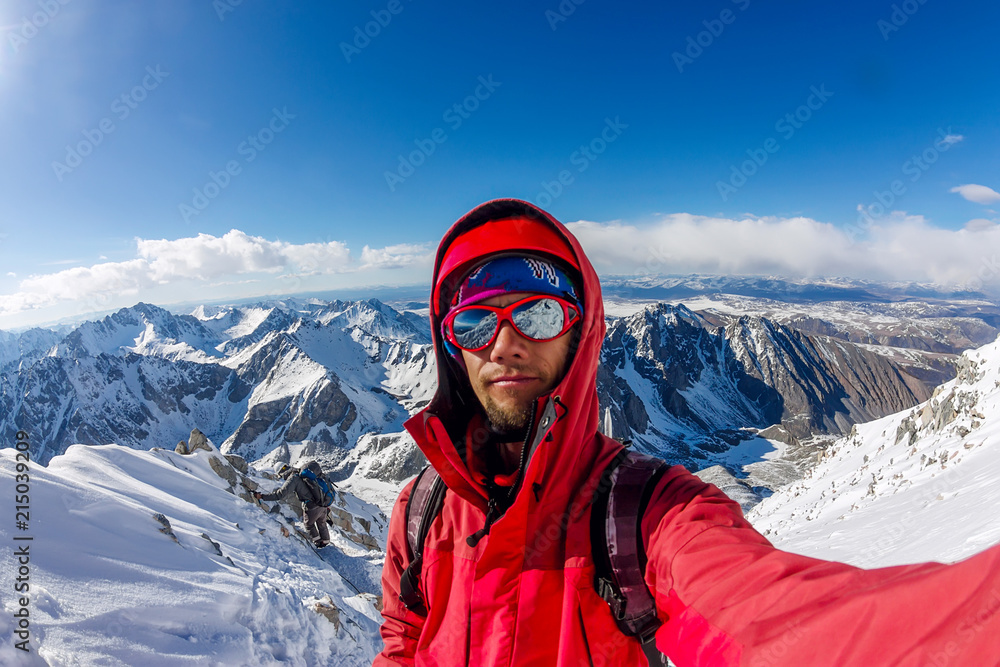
left=443, top=294, right=581, bottom=352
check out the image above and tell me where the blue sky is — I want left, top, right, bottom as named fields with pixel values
left=1, top=0, right=999, bottom=328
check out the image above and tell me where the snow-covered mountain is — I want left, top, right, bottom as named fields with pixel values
left=603, top=276, right=1000, bottom=389
left=748, top=334, right=1000, bottom=567
left=0, top=300, right=435, bottom=465
left=597, top=304, right=930, bottom=474
left=0, top=328, right=63, bottom=369
left=601, top=274, right=996, bottom=305
left=54, top=302, right=225, bottom=363
left=0, top=288, right=979, bottom=496
left=0, top=434, right=385, bottom=665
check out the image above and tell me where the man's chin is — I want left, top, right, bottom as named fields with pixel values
left=482, top=398, right=534, bottom=436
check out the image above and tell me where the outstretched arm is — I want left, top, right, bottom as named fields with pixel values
left=257, top=475, right=295, bottom=503
left=374, top=479, right=426, bottom=666
left=644, top=467, right=1000, bottom=666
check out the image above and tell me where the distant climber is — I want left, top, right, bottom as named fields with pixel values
left=255, top=460, right=333, bottom=548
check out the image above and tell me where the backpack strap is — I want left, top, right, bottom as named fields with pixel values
left=592, top=449, right=669, bottom=648
left=398, top=466, right=447, bottom=615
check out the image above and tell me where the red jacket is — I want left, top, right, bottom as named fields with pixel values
left=376, top=199, right=1000, bottom=666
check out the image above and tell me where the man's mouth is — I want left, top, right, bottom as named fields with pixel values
left=488, top=374, right=538, bottom=389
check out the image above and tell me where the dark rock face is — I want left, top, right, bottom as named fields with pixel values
left=327, top=432, right=428, bottom=486
left=724, top=316, right=931, bottom=437
left=597, top=305, right=931, bottom=470
left=0, top=351, right=238, bottom=464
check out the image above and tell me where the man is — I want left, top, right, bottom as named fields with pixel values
left=377, top=199, right=1000, bottom=665
left=255, top=460, right=331, bottom=548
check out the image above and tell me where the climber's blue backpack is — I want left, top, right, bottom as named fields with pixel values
left=300, top=468, right=335, bottom=507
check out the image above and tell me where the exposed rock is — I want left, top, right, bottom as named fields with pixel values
left=327, top=506, right=379, bottom=551
left=357, top=534, right=379, bottom=550
left=757, top=424, right=799, bottom=447
left=933, top=393, right=957, bottom=431
left=895, top=417, right=917, bottom=446
left=920, top=403, right=934, bottom=428
left=328, top=507, right=353, bottom=532
left=153, top=513, right=178, bottom=543
left=208, top=455, right=239, bottom=488
left=225, top=454, right=249, bottom=474
left=175, top=440, right=189, bottom=455
left=312, top=596, right=341, bottom=630
left=188, top=428, right=212, bottom=453
left=201, top=533, right=224, bottom=556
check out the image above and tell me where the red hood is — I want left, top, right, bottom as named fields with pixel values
left=404, top=199, right=613, bottom=535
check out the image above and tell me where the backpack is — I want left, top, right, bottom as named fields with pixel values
left=300, top=468, right=335, bottom=507
left=398, top=449, right=670, bottom=664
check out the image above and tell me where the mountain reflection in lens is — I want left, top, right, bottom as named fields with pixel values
left=453, top=310, right=498, bottom=349
left=512, top=298, right=562, bottom=339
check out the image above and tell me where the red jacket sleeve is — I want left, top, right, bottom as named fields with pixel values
left=374, top=479, right=425, bottom=666
left=643, top=467, right=1000, bottom=666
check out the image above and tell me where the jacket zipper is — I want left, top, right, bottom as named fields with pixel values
left=462, top=398, right=564, bottom=665
left=466, top=400, right=539, bottom=547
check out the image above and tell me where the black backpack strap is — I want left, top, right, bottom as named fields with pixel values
left=398, top=466, right=446, bottom=615
left=592, top=449, right=669, bottom=648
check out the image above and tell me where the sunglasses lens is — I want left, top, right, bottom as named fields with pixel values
left=448, top=297, right=577, bottom=350
left=512, top=298, right=566, bottom=340
left=451, top=309, right=498, bottom=350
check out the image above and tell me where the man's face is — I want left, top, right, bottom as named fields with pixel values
left=460, top=292, right=575, bottom=436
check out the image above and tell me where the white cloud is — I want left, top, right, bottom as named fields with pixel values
left=140, top=230, right=304, bottom=281
left=566, top=213, right=1000, bottom=287
left=283, top=240, right=352, bottom=274
left=0, top=230, right=419, bottom=316
left=6, top=259, right=153, bottom=313
left=964, top=219, right=998, bottom=232
left=360, top=243, right=434, bottom=269
left=5, top=216, right=1000, bottom=320
left=939, top=133, right=964, bottom=147
left=950, top=184, right=1000, bottom=205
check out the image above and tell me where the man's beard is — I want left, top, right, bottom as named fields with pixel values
left=480, top=389, right=534, bottom=437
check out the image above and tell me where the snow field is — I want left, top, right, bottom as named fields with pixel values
left=0, top=444, right=382, bottom=666
left=749, top=336, right=1000, bottom=567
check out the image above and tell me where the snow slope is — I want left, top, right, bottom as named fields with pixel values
left=0, top=443, right=384, bottom=666
left=749, top=335, right=1000, bottom=567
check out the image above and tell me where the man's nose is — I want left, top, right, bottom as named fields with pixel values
left=490, top=321, right=528, bottom=361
